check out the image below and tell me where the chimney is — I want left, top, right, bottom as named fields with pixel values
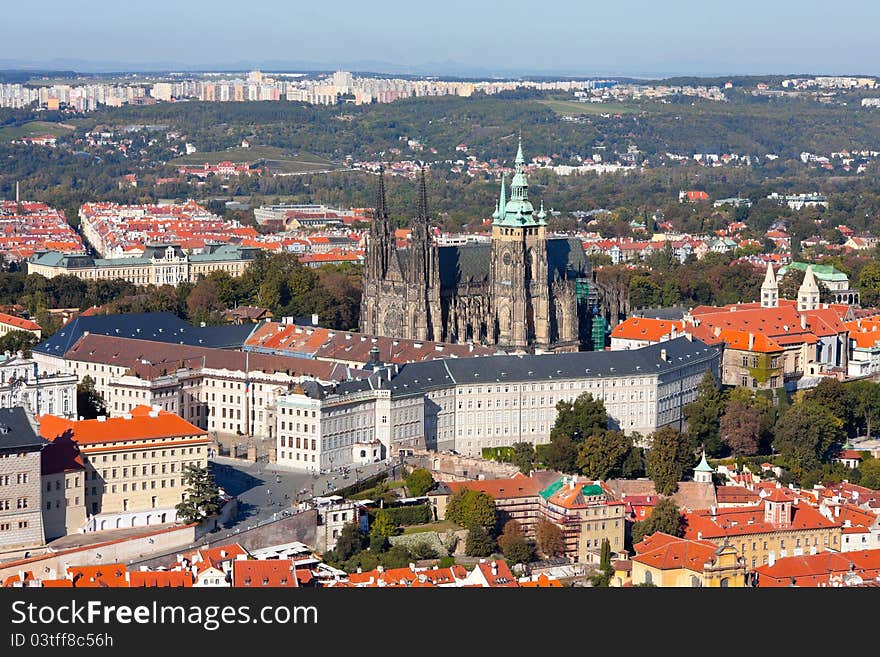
left=491, top=561, right=498, bottom=576
left=800, top=314, right=807, bottom=330
left=409, top=562, right=416, bottom=572
left=660, top=348, right=667, bottom=362
left=748, top=333, right=755, bottom=350
left=311, top=313, right=319, bottom=326
left=835, top=506, right=840, bottom=517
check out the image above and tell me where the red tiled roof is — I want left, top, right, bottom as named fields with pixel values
left=129, top=571, right=193, bottom=587
left=0, top=312, right=40, bottom=331
left=446, top=473, right=543, bottom=500
left=754, top=549, right=880, bottom=587
left=68, top=564, right=129, bottom=588
left=632, top=533, right=721, bottom=571
left=233, top=560, right=298, bottom=587
left=716, top=486, right=760, bottom=505
left=683, top=500, right=837, bottom=540
left=39, top=406, right=205, bottom=446
left=611, top=317, right=685, bottom=342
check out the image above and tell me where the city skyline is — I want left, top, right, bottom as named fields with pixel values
left=1, top=0, right=878, bottom=78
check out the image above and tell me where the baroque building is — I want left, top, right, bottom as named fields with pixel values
left=360, top=139, right=592, bottom=352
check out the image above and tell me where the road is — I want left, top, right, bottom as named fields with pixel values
left=209, top=456, right=401, bottom=529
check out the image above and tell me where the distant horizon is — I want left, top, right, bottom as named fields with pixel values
left=2, top=1, right=878, bottom=80
left=1, top=58, right=877, bottom=82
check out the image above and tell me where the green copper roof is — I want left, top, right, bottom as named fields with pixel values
left=581, top=484, right=604, bottom=497
left=779, top=261, right=848, bottom=282
left=694, top=451, right=714, bottom=473
left=492, top=136, right=546, bottom=228
left=539, top=479, right=565, bottom=500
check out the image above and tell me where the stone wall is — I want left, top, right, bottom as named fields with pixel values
left=404, top=449, right=519, bottom=482
left=0, top=524, right=197, bottom=581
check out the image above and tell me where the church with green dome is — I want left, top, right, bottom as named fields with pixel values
left=360, top=138, right=592, bottom=352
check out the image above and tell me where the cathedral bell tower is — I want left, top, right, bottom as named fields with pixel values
left=405, top=168, right=441, bottom=341
left=360, top=168, right=394, bottom=334
left=487, top=137, right=550, bottom=350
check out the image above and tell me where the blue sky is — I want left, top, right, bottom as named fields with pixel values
left=2, top=0, right=878, bottom=76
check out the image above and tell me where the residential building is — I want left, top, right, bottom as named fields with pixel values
left=683, top=487, right=842, bottom=570
left=310, top=497, right=366, bottom=552
left=537, top=476, right=627, bottom=560
left=753, top=549, right=880, bottom=587
left=434, top=473, right=625, bottom=563
left=630, top=532, right=747, bottom=587
left=40, top=434, right=86, bottom=541
left=0, top=407, right=45, bottom=550
left=38, top=406, right=211, bottom=531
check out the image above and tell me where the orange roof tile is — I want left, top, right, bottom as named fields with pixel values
left=39, top=406, right=205, bottom=446
left=233, top=560, right=298, bottom=587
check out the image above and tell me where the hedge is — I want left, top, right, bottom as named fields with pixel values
left=482, top=446, right=515, bottom=462
left=370, top=504, right=432, bottom=526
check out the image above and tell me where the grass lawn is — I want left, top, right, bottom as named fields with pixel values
left=0, top=120, right=76, bottom=141
left=171, top=145, right=338, bottom=174
left=402, top=519, right=462, bottom=535
left=537, top=99, right=645, bottom=116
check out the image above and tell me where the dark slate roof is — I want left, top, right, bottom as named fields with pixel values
left=546, top=237, right=590, bottom=283
left=388, top=337, right=719, bottom=397
left=34, top=313, right=254, bottom=358
left=188, top=324, right=257, bottom=349
left=0, top=407, right=45, bottom=453
left=299, top=373, right=390, bottom=400
left=435, top=238, right=590, bottom=292
left=437, top=244, right=491, bottom=290
left=634, top=307, right=689, bottom=321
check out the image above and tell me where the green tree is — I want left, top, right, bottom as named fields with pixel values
left=464, top=524, right=496, bottom=558
left=379, top=544, right=412, bottom=568
left=806, top=378, right=854, bottom=435
left=683, top=370, right=724, bottom=455
left=600, top=537, right=612, bottom=571
left=621, top=445, right=646, bottom=478
left=175, top=465, right=222, bottom=523
left=497, top=520, right=534, bottom=565
left=849, top=380, right=880, bottom=438
left=859, top=457, right=880, bottom=490
left=719, top=399, right=761, bottom=457
left=773, top=401, right=846, bottom=475
left=543, top=434, right=579, bottom=474
left=510, top=442, right=536, bottom=475
left=550, top=392, right=609, bottom=443
left=334, top=521, right=366, bottom=562
left=369, top=509, right=397, bottom=551
left=405, top=468, right=435, bottom=497
left=186, top=276, right=225, bottom=324
left=631, top=499, right=684, bottom=545
left=646, top=427, right=693, bottom=495
left=445, top=489, right=497, bottom=532
left=576, top=431, right=633, bottom=479
left=547, top=392, right=609, bottom=473
left=76, top=375, right=106, bottom=419
left=535, top=518, right=565, bottom=558
left=0, top=329, right=39, bottom=357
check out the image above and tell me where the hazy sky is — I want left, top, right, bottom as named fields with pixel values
left=2, top=0, right=878, bottom=76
